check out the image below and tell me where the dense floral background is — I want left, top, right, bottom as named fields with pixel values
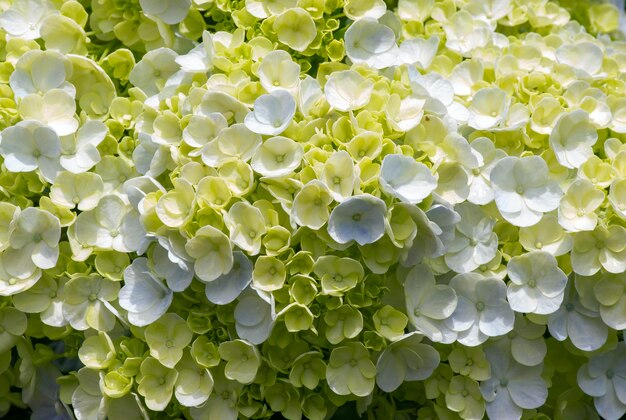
left=0, top=0, right=626, bottom=419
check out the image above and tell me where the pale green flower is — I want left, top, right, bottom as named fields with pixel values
left=144, top=313, right=193, bottom=368
left=326, top=342, right=376, bottom=397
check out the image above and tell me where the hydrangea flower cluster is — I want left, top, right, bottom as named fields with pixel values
left=1, top=0, right=626, bottom=419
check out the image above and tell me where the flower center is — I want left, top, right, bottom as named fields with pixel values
left=475, top=301, right=485, bottom=312
left=352, top=213, right=361, bottom=221
left=500, top=378, right=508, bottom=387
left=606, top=369, right=615, bottom=379
left=249, top=230, right=256, bottom=238
left=350, top=359, right=358, bottom=367
left=528, top=279, right=537, bottom=288
left=577, top=209, right=585, bottom=217
left=535, top=241, right=543, bottom=249
left=166, top=340, right=173, bottom=348
left=32, top=233, right=42, bottom=243
left=314, top=198, right=322, bottom=206
left=88, top=293, right=97, bottom=302
left=333, top=176, right=341, bottom=185
left=516, top=186, right=525, bottom=195
left=595, top=241, right=604, bottom=249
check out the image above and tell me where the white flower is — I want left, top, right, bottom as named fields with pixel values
left=324, top=70, right=374, bottom=112
left=57, top=120, right=108, bottom=174
left=298, top=76, right=324, bottom=117
left=467, top=87, right=510, bottom=130
left=327, top=194, right=387, bottom=245
left=175, top=31, right=214, bottom=73
left=480, top=344, right=548, bottom=420
left=257, top=50, right=300, bottom=93
left=443, top=202, right=498, bottom=274
left=140, top=0, right=191, bottom=24
left=379, top=154, right=437, bottom=204
left=555, top=42, right=604, bottom=79
left=490, top=156, right=562, bottom=227
left=244, top=90, right=295, bottom=135
left=344, top=18, right=399, bottom=69
left=119, top=258, right=173, bottom=327
left=153, top=233, right=195, bottom=292
left=547, top=282, right=608, bottom=352
left=506, top=251, right=568, bottom=315
left=74, top=195, right=146, bottom=253
left=184, top=225, right=233, bottom=283
left=251, top=136, right=303, bottom=177
left=343, top=0, right=386, bottom=20
left=9, top=50, right=74, bottom=100
left=8, top=207, right=60, bottom=270
left=577, top=343, right=626, bottom=420
left=444, top=11, right=492, bottom=57
left=408, top=70, right=466, bottom=120
left=0, top=0, right=58, bottom=40
left=132, top=133, right=171, bottom=178
left=466, top=137, right=507, bottom=205
left=129, top=48, right=180, bottom=97
left=234, top=289, right=275, bottom=345
left=558, top=179, right=605, bottom=232
left=19, top=89, right=78, bottom=136
left=446, top=274, right=515, bottom=346
left=201, top=123, right=261, bottom=167
left=204, top=251, right=253, bottom=305
left=375, top=333, right=439, bottom=392
left=385, top=94, right=426, bottom=132
left=404, top=264, right=458, bottom=344
left=244, top=0, right=297, bottom=18
left=449, top=59, right=484, bottom=97
left=550, top=110, right=598, bottom=169
left=398, top=36, right=439, bottom=69
left=0, top=120, right=62, bottom=183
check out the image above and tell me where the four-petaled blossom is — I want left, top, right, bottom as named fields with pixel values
left=506, top=251, right=568, bottom=315
left=480, top=344, right=548, bottom=420
left=577, top=342, right=626, bottom=420
left=119, top=258, right=173, bottom=327
left=379, top=154, right=437, bottom=204
left=490, top=156, right=562, bottom=227
left=244, top=90, right=296, bottom=136
left=327, top=194, right=387, bottom=245
left=0, top=120, right=62, bottom=183
left=8, top=207, right=61, bottom=270
left=443, top=202, right=498, bottom=274
left=447, top=274, right=515, bottom=346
